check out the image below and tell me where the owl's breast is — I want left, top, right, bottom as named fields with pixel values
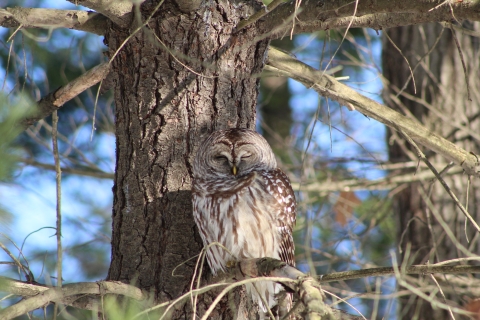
left=192, top=172, right=282, bottom=273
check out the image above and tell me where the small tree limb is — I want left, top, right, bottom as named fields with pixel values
left=0, top=8, right=107, bottom=35
left=20, top=158, right=114, bottom=179
left=320, top=265, right=480, bottom=283
left=0, top=278, right=148, bottom=319
left=291, top=165, right=463, bottom=194
left=266, top=47, right=480, bottom=177
left=20, top=62, right=110, bottom=130
left=66, top=0, right=134, bottom=27
left=261, top=0, right=480, bottom=38
left=2, top=260, right=479, bottom=319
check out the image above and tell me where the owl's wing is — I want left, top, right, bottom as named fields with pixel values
left=262, top=168, right=297, bottom=267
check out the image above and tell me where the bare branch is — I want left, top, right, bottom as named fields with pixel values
left=20, top=158, right=114, bottom=179
left=260, top=0, right=480, bottom=38
left=266, top=47, right=480, bottom=177
left=320, top=265, right=480, bottom=283
left=3, top=260, right=478, bottom=319
left=0, top=8, right=107, bottom=35
left=291, top=166, right=463, bottom=194
left=66, top=0, right=134, bottom=27
left=0, top=278, right=148, bottom=319
left=21, top=62, right=110, bottom=130
left=399, top=131, right=480, bottom=233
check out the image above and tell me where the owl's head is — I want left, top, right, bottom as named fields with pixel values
left=193, top=128, right=277, bottom=179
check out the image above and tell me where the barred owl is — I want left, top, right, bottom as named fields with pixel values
left=192, top=128, right=296, bottom=315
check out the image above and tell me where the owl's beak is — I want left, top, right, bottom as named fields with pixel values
left=231, top=164, right=238, bottom=176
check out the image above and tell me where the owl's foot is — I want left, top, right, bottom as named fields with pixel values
left=226, top=259, right=237, bottom=269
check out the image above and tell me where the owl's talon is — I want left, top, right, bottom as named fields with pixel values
left=226, top=259, right=237, bottom=268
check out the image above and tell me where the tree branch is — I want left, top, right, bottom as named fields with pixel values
left=21, top=62, right=110, bottom=130
left=20, top=158, right=114, bottom=179
left=0, top=278, right=148, bottom=319
left=3, top=259, right=478, bottom=319
left=320, top=265, right=480, bottom=283
left=66, top=0, right=134, bottom=27
left=266, top=47, right=480, bottom=177
left=291, top=165, right=462, bottom=194
left=259, top=0, right=480, bottom=38
left=0, top=8, right=107, bottom=35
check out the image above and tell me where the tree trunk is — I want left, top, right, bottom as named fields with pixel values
left=383, top=23, right=480, bottom=319
left=104, top=0, right=268, bottom=317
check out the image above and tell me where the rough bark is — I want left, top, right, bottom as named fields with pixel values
left=104, top=0, right=268, bottom=318
left=383, top=22, right=480, bottom=319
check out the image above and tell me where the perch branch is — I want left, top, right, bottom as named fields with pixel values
left=20, top=62, right=110, bottom=130
left=3, top=259, right=479, bottom=319
left=233, top=258, right=333, bottom=320
left=266, top=47, right=480, bottom=177
left=261, top=0, right=480, bottom=38
left=0, top=8, right=107, bottom=35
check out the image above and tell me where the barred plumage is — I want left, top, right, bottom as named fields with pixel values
left=192, top=128, right=296, bottom=316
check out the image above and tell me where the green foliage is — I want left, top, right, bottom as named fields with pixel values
left=0, top=93, right=37, bottom=229
left=356, top=196, right=395, bottom=265
left=0, top=93, right=35, bottom=179
left=101, top=295, right=161, bottom=320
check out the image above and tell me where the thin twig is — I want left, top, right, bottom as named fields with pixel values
left=429, top=274, right=456, bottom=320
left=322, top=289, right=367, bottom=320
left=384, top=31, right=417, bottom=94
left=235, top=0, right=284, bottom=32
left=465, top=175, right=471, bottom=242
left=417, top=186, right=474, bottom=257
left=449, top=22, right=471, bottom=101
left=108, top=0, right=165, bottom=65
left=51, top=110, right=62, bottom=320
left=200, top=276, right=297, bottom=320
left=398, top=130, right=480, bottom=233
left=394, top=25, right=445, bottom=98
left=390, top=254, right=473, bottom=317
left=0, top=242, right=31, bottom=281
